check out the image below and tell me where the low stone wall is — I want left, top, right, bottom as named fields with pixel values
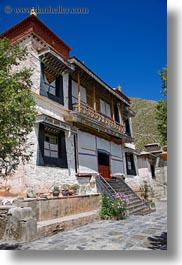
left=0, top=206, right=10, bottom=240
left=16, top=194, right=101, bottom=221
left=0, top=194, right=101, bottom=242
left=0, top=206, right=37, bottom=242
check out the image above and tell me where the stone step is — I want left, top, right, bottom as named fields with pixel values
left=107, top=180, right=122, bottom=183
left=129, top=204, right=149, bottom=215
left=109, top=188, right=130, bottom=193
left=37, top=210, right=99, bottom=240
left=107, top=189, right=132, bottom=194
left=108, top=191, right=142, bottom=203
left=123, top=193, right=139, bottom=199
left=128, top=199, right=146, bottom=206
left=129, top=197, right=142, bottom=204
left=131, top=207, right=153, bottom=216
left=128, top=200, right=145, bottom=208
left=107, top=183, right=127, bottom=188
left=128, top=201, right=147, bottom=211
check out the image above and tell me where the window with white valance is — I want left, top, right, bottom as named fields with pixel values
left=100, top=99, right=111, bottom=117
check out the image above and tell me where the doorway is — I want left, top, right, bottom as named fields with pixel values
left=125, top=152, right=136, bottom=175
left=98, top=151, right=111, bottom=179
left=150, top=164, right=156, bottom=179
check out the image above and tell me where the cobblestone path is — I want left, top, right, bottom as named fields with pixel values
left=17, top=200, right=167, bottom=250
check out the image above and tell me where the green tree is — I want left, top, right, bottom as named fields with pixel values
left=0, top=38, right=37, bottom=176
left=155, top=66, right=167, bottom=145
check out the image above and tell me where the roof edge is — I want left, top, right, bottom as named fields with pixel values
left=69, top=56, right=131, bottom=105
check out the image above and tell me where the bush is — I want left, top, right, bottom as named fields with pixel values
left=70, top=184, right=80, bottom=190
left=149, top=200, right=155, bottom=207
left=100, top=193, right=130, bottom=220
left=53, top=185, right=60, bottom=191
left=140, top=181, right=154, bottom=201
left=61, top=184, right=70, bottom=191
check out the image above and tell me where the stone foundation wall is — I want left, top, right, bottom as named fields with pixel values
left=0, top=207, right=10, bottom=239
left=153, top=165, right=167, bottom=198
left=0, top=194, right=101, bottom=242
left=0, top=206, right=37, bottom=242
left=16, top=194, right=101, bottom=221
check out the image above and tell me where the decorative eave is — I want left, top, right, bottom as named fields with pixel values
left=36, top=114, right=77, bottom=134
left=144, top=143, right=161, bottom=148
left=38, top=47, right=74, bottom=76
left=138, top=150, right=163, bottom=158
left=68, top=56, right=131, bottom=106
left=0, top=14, right=71, bottom=59
left=123, top=106, right=136, bottom=118
left=124, top=147, right=138, bottom=155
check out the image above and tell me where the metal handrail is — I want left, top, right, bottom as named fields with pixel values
left=95, top=175, right=115, bottom=198
left=99, top=175, right=116, bottom=194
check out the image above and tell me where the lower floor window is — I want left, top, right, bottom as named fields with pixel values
left=38, top=124, right=68, bottom=168
left=44, top=133, right=58, bottom=158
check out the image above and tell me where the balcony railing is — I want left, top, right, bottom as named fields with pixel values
left=73, top=102, right=125, bottom=134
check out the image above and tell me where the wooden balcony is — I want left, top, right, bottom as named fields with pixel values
left=73, top=102, right=125, bottom=133
left=64, top=102, right=135, bottom=144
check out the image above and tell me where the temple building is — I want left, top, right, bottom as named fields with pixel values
left=0, top=14, right=138, bottom=197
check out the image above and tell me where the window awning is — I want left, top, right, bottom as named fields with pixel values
left=36, top=114, right=77, bottom=133
left=124, top=147, right=138, bottom=155
left=39, top=48, right=74, bottom=77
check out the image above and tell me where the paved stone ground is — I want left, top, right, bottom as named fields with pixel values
left=15, top=200, right=167, bottom=250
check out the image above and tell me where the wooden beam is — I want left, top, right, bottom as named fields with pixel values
left=93, top=83, right=96, bottom=111
left=77, top=71, right=81, bottom=111
left=111, top=95, right=115, bottom=122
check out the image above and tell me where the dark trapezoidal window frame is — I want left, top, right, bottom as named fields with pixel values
left=40, top=63, right=64, bottom=105
left=38, top=124, right=68, bottom=168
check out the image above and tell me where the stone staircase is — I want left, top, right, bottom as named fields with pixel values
left=96, top=176, right=151, bottom=215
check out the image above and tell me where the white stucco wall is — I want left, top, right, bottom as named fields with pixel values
left=17, top=36, right=41, bottom=95
left=63, top=72, right=69, bottom=108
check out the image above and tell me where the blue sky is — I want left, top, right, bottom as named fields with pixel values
left=0, top=0, right=167, bottom=101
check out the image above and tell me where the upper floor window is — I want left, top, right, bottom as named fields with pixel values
left=125, top=118, right=131, bottom=136
left=40, top=63, right=64, bottom=105
left=72, top=80, right=87, bottom=104
left=100, top=99, right=111, bottom=117
left=44, top=74, right=57, bottom=96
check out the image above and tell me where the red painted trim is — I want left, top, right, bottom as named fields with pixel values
left=0, top=15, right=71, bottom=59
